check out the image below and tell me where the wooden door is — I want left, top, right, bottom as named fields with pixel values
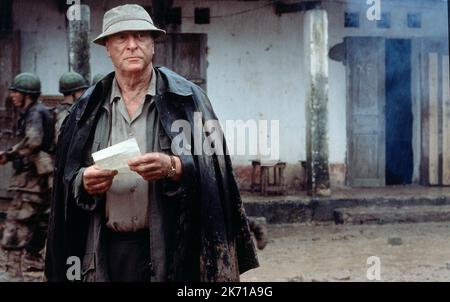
left=419, top=39, right=450, bottom=185
left=346, top=37, right=386, bottom=187
left=0, top=31, right=20, bottom=198
left=154, top=33, right=207, bottom=91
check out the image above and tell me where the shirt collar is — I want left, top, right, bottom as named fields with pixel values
left=109, top=68, right=157, bottom=104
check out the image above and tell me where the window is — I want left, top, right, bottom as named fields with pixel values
left=167, top=7, right=181, bottom=25
left=195, top=7, right=210, bottom=25
left=345, top=12, right=359, bottom=28
left=377, top=12, right=391, bottom=28
left=0, top=0, right=13, bottom=31
left=407, top=13, right=421, bottom=28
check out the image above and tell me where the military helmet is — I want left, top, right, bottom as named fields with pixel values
left=92, top=73, right=106, bottom=85
left=59, top=72, right=89, bottom=94
left=9, top=72, right=41, bottom=95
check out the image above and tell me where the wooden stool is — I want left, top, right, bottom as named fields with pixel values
left=251, top=160, right=287, bottom=196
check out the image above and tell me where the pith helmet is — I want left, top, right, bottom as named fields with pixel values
left=59, top=72, right=88, bottom=94
left=9, top=73, right=41, bottom=95
left=93, top=4, right=166, bottom=46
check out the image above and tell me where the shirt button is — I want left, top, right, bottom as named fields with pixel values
left=185, top=144, right=191, bottom=151
left=130, top=187, right=136, bottom=193
left=133, top=216, right=138, bottom=221
left=129, top=132, right=134, bottom=137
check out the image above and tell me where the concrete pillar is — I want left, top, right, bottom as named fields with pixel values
left=68, top=4, right=91, bottom=83
left=304, top=9, right=331, bottom=197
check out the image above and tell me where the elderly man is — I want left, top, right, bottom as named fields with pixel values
left=45, top=4, right=258, bottom=282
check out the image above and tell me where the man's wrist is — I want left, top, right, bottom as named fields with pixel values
left=166, top=155, right=182, bottom=182
left=166, top=155, right=177, bottom=179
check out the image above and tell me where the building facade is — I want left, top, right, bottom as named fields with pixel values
left=0, top=0, right=448, bottom=197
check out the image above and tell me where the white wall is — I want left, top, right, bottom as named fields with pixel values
left=171, top=0, right=449, bottom=166
left=13, top=0, right=120, bottom=95
left=172, top=0, right=306, bottom=165
left=14, top=0, right=69, bottom=95
left=12, top=0, right=450, bottom=169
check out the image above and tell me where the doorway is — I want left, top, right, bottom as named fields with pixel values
left=346, top=37, right=386, bottom=187
left=346, top=37, right=414, bottom=187
left=385, top=39, right=413, bottom=185
left=153, top=33, right=207, bottom=91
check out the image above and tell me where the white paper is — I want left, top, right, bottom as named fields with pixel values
left=92, top=138, right=141, bottom=175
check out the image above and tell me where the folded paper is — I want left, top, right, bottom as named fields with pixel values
left=92, top=138, right=141, bottom=175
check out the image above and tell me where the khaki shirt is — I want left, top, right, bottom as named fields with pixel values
left=104, top=70, right=156, bottom=232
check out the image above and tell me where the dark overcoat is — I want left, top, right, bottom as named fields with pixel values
left=44, top=67, right=259, bottom=282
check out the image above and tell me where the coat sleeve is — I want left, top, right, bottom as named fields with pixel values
left=72, top=167, right=102, bottom=211
left=162, top=153, right=197, bottom=198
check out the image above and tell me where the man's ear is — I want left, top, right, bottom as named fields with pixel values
left=150, top=39, right=155, bottom=56
left=105, top=40, right=111, bottom=57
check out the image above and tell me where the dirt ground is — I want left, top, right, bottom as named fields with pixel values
left=240, top=222, right=450, bottom=282
left=1, top=221, right=450, bottom=282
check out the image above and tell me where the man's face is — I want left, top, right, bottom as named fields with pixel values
left=105, top=31, right=154, bottom=73
left=73, top=89, right=85, bottom=99
left=9, top=91, right=25, bottom=108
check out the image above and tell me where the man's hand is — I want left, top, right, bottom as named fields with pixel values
left=128, top=152, right=182, bottom=182
left=83, top=165, right=118, bottom=195
left=0, top=152, right=8, bottom=165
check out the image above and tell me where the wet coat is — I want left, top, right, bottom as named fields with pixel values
left=44, top=67, right=259, bottom=282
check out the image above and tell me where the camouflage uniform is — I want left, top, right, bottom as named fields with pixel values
left=0, top=73, right=54, bottom=279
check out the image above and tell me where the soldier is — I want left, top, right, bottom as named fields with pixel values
left=0, top=73, right=54, bottom=280
left=54, top=72, right=88, bottom=143
left=91, top=73, right=106, bottom=85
